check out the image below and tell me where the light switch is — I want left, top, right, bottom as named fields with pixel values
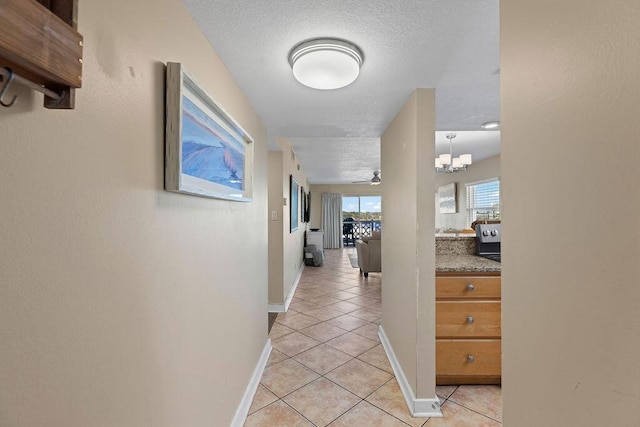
left=271, top=210, right=278, bottom=221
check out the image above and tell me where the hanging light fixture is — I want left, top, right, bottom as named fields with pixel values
left=435, top=132, right=472, bottom=173
left=288, top=38, right=364, bottom=90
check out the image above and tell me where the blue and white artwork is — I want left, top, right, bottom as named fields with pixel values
left=165, top=62, right=253, bottom=201
left=181, top=95, right=245, bottom=191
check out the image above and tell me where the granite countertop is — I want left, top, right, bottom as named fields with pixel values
left=436, top=235, right=477, bottom=256
left=435, top=233, right=476, bottom=238
left=435, top=233, right=501, bottom=273
left=436, top=254, right=501, bottom=273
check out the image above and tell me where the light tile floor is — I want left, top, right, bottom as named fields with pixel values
left=245, top=249, right=502, bottom=426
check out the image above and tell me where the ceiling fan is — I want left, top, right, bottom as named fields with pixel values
left=352, top=171, right=381, bottom=185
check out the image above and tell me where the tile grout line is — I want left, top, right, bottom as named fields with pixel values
left=261, top=345, right=400, bottom=422
left=278, top=398, right=319, bottom=426
left=445, top=385, right=502, bottom=422
left=268, top=341, right=387, bottom=387
left=444, top=398, right=503, bottom=424
left=322, top=398, right=363, bottom=426
left=286, top=405, right=319, bottom=427
left=314, top=376, right=416, bottom=426
left=258, top=367, right=358, bottom=425
left=359, top=377, right=418, bottom=427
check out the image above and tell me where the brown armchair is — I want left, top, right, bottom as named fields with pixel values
left=355, top=231, right=381, bottom=277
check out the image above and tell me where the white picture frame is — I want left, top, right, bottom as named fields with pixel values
left=165, top=62, right=254, bottom=201
left=290, top=175, right=299, bottom=232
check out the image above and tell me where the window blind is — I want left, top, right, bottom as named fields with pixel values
left=466, top=179, right=501, bottom=225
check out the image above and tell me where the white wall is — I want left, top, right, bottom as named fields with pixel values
left=435, top=154, right=500, bottom=230
left=381, top=89, right=436, bottom=399
left=502, top=0, right=640, bottom=425
left=0, top=0, right=268, bottom=425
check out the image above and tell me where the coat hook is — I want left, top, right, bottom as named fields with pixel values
left=0, top=68, right=18, bottom=108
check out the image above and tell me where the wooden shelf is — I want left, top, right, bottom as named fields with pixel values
left=0, top=0, right=83, bottom=109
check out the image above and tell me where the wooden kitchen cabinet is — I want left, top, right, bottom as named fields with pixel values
left=436, top=273, right=501, bottom=385
left=436, top=276, right=501, bottom=299
left=436, top=301, right=501, bottom=338
left=437, top=340, right=501, bottom=383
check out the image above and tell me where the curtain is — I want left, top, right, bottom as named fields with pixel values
left=321, top=193, right=342, bottom=249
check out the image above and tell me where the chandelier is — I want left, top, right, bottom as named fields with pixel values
left=435, top=132, right=472, bottom=173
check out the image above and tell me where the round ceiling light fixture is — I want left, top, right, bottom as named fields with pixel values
left=288, top=38, right=364, bottom=90
left=481, top=121, right=500, bottom=130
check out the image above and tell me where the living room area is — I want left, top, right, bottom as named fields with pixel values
left=340, top=195, right=382, bottom=277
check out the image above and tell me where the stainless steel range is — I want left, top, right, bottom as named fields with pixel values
left=475, top=223, right=501, bottom=262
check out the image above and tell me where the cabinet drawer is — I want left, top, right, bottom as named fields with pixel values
left=436, top=340, right=501, bottom=378
left=436, top=301, right=501, bottom=338
left=436, top=276, right=501, bottom=299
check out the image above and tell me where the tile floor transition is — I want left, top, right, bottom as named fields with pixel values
left=246, top=249, right=502, bottom=426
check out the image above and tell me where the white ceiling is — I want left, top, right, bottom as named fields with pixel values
left=182, top=0, right=500, bottom=184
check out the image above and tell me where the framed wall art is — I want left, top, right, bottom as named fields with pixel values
left=290, top=175, right=299, bottom=232
left=438, top=182, right=457, bottom=214
left=301, top=186, right=306, bottom=224
left=304, top=192, right=311, bottom=223
left=165, top=62, right=254, bottom=201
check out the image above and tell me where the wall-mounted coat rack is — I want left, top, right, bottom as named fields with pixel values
left=0, top=0, right=83, bottom=109
left=0, top=67, right=64, bottom=107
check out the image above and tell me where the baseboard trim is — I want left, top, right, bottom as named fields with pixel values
left=268, top=264, right=304, bottom=313
left=230, top=339, right=272, bottom=427
left=267, top=303, right=284, bottom=313
left=378, top=326, right=443, bottom=418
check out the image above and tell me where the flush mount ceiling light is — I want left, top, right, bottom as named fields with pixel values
left=288, top=38, right=364, bottom=90
left=435, top=133, right=472, bottom=173
left=481, top=121, right=500, bottom=130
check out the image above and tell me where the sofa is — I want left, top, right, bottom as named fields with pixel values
left=355, top=231, right=381, bottom=277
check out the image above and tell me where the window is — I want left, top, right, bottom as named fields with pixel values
left=466, top=179, right=500, bottom=225
left=342, top=195, right=382, bottom=245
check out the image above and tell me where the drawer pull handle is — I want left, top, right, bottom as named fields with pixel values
left=466, top=316, right=475, bottom=324
left=466, top=284, right=475, bottom=291
left=467, top=355, right=475, bottom=363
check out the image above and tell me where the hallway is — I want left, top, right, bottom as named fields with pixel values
left=245, top=249, right=502, bottom=426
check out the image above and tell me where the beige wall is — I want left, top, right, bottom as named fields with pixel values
left=435, top=154, right=500, bottom=230
left=267, top=140, right=308, bottom=307
left=0, top=0, right=268, bottom=425
left=502, top=0, right=640, bottom=425
left=309, top=183, right=383, bottom=230
left=381, top=89, right=436, bottom=398
left=268, top=152, right=284, bottom=303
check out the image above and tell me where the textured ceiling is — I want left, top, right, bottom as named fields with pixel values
left=182, top=0, right=500, bottom=184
